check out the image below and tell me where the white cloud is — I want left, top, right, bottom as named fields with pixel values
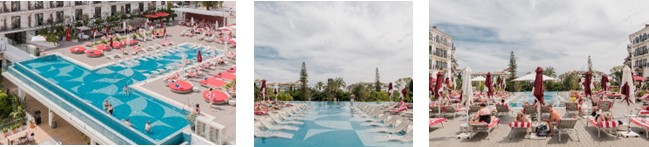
left=255, top=1, right=413, bottom=84
left=431, top=0, right=649, bottom=75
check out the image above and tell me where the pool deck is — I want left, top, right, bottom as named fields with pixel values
left=430, top=97, right=649, bottom=147
left=35, top=21, right=236, bottom=144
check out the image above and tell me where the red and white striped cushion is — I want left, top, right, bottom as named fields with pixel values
left=509, top=121, right=531, bottom=128
left=631, top=118, right=649, bottom=128
left=429, top=118, right=448, bottom=126
left=488, top=118, right=500, bottom=128
left=640, top=110, right=649, bottom=115
left=589, top=119, right=618, bottom=128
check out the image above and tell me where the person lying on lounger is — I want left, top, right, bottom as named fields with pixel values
left=515, top=112, right=529, bottom=122
left=471, top=103, right=495, bottom=124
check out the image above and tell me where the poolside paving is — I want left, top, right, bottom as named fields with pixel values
left=430, top=98, right=649, bottom=147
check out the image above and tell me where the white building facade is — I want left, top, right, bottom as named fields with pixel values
left=628, top=24, right=649, bottom=77
left=429, top=26, right=458, bottom=75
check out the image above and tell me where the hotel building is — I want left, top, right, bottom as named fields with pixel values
left=429, top=26, right=458, bottom=75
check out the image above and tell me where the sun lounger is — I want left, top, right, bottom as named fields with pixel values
left=256, top=118, right=299, bottom=131
left=443, top=106, right=465, bottom=118
left=508, top=121, right=531, bottom=139
left=371, top=119, right=411, bottom=134
left=466, top=117, right=500, bottom=140
left=363, top=114, right=399, bottom=127
left=565, top=102, right=579, bottom=115
left=495, top=104, right=510, bottom=117
left=556, top=118, right=579, bottom=142
left=429, top=118, right=447, bottom=128
left=254, top=127, right=294, bottom=139
left=587, top=118, right=619, bottom=138
left=377, top=128, right=413, bottom=142
left=268, top=113, right=304, bottom=125
left=631, top=117, right=649, bottom=138
left=598, top=101, right=613, bottom=112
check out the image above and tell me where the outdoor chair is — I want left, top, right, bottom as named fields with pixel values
left=556, top=118, right=579, bottom=142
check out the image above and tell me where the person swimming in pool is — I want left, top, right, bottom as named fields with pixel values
left=145, top=121, right=152, bottom=133
left=103, top=100, right=110, bottom=111
left=123, top=85, right=130, bottom=96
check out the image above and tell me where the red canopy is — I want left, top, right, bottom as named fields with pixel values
left=143, top=14, right=159, bottom=19
left=633, top=75, right=646, bottom=81
left=434, top=72, right=444, bottom=99
left=533, top=67, right=545, bottom=105
left=583, top=71, right=592, bottom=97
left=197, top=50, right=203, bottom=63
left=486, top=72, right=493, bottom=98
left=155, top=12, right=169, bottom=17
left=401, top=87, right=407, bottom=100
left=445, top=77, right=451, bottom=90
left=601, top=75, right=609, bottom=92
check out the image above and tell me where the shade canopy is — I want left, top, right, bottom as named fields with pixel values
left=513, top=73, right=556, bottom=81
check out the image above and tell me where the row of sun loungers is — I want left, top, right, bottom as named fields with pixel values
left=254, top=103, right=313, bottom=139
left=353, top=103, right=413, bottom=142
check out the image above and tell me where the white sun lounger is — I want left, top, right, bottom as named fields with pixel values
left=377, top=128, right=413, bottom=142
left=269, top=113, right=304, bottom=125
left=257, top=118, right=299, bottom=131
left=254, top=126, right=294, bottom=139
left=371, top=120, right=411, bottom=134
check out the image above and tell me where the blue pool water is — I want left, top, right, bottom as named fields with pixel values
left=255, top=102, right=412, bottom=147
left=10, top=44, right=219, bottom=144
left=509, top=91, right=567, bottom=108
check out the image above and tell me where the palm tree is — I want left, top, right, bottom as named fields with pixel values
left=198, top=1, right=224, bottom=10
left=315, top=81, right=324, bottom=91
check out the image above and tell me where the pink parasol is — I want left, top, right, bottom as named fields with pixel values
left=260, top=80, right=267, bottom=100
left=65, top=27, right=70, bottom=41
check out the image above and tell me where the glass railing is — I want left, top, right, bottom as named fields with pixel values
left=7, top=67, right=136, bottom=145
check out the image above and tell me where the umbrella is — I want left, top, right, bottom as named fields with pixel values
left=622, top=66, right=636, bottom=105
left=601, top=75, right=609, bottom=92
left=191, top=17, right=195, bottom=27
left=273, top=84, right=278, bottom=98
left=197, top=50, right=202, bottom=63
left=471, top=76, right=485, bottom=81
left=160, top=20, right=164, bottom=28
left=486, top=72, right=493, bottom=98
left=445, top=77, right=451, bottom=90
left=31, top=35, right=46, bottom=42
left=429, top=74, right=435, bottom=95
left=583, top=71, right=593, bottom=97
left=65, top=27, right=70, bottom=41
left=434, top=72, right=444, bottom=100
left=401, top=86, right=407, bottom=101
left=215, top=20, right=219, bottom=29
left=514, top=73, right=556, bottom=81
left=463, top=68, right=473, bottom=125
left=388, top=82, right=393, bottom=102
left=123, top=22, right=127, bottom=34
left=533, top=67, right=545, bottom=105
left=260, top=80, right=266, bottom=101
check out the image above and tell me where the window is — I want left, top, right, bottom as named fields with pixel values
left=11, top=16, right=20, bottom=29
left=139, top=3, right=144, bottom=12
left=94, top=7, right=101, bottom=18
left=56, top=11, right=64, bottom=23
left=429, top=59, right=432, bottom=69
left=75, top=1, right=83, bottom=6
left=126, top=4, right=131, bottom=13
left=11, top=2, right=19, bottom=12
left=93, top=1, right=101, bottom=4
left=56, top=1, right=64, bottom=8
left=75, top=9, right=83, bottom=21
left=35, top=2, right=43, bottom=9
left=111, top=5, right=116, bottom=15
left=35, top=13, right=43, bottom=26
left=429, top=46, right=432, bottom=54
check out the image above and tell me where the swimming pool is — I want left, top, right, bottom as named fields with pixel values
left=508, top=91, right=568, bottom=108
left=255, top=102, right=412, bottom=147
left=9, top=43, right=219, bottom=144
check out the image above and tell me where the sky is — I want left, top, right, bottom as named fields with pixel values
left=254, top=1, right=413, bottom=85
left=430, top=0, right=649, bottom=75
